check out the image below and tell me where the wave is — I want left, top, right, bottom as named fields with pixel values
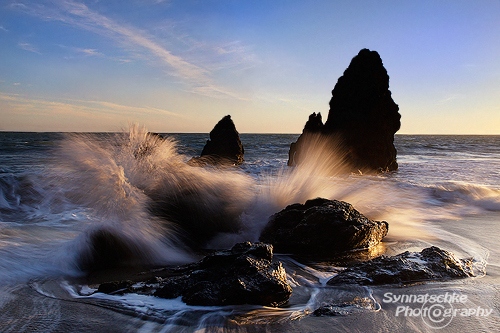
left=48, top=125, right=256, bottom=270
left=0, top=173, right=43, bottom=215
left=428, top=182, right=500, bottom=212
left=0, top=174, right=21, bottom=212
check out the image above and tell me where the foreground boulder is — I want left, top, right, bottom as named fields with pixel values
left=97, top=242, right=292, bottom=307
left=327, top=246, right=476, bottom=286
left=288, top=49, right=401, bottom=173
left=259, top=198, right=388, bottom=256
left=190, top=115, right=244, bottom=166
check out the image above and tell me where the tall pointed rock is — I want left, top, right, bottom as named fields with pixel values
left=288, top=49, right=401, bottom=173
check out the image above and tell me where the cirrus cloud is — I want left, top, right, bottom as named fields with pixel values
left=10, top=0, right=251, bottom=99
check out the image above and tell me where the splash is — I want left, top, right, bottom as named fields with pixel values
left=50, top=126, right=496, bottom=272
left=240, top=133, right=437, bottom=244
left=53, top=125, right=254, bottom=270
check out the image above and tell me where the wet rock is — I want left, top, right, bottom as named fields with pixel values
left=96, top=242, right=292, bottom=307
left=313, top=296, right=376, bottom=316
left=97, top=280, right=134, bottom=294
left=76, top=229, right=136, bottom=272
left=327, top=246, right=476, bottom=286
left=148, top=185, right=248, bottom=248
left=313, top=305, right=351, bottom=316
left=259, top=198, right=388, bottom=256
left=191, top=115, right=244, bottom=166
left=288, top=49, right=401, bottom=173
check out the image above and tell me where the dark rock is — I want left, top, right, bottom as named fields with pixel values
left=193, top=115, right=244, bottom=165
left=76, top=229, right=137, bottom=272
left=148, top=188, right=244, bottom=248
left=313, top=296, right=376, bottom=316
left=287, top=112, right=324, bottom=166
left=303, top=112, right=324, bottom=132
left=259, top=198, right=388, bottom=256
left=288, top=49, right=401, bottom=173
left=325, top=49, right=401, bottom=171
left=327, top=246, right=476, bottom=286
left=313, top=305, right=351, bottom=316
left=96, top=242, right=292, bottom=307
left=97, top=280, right=134, bottom=295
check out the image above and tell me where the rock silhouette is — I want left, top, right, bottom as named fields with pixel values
left=288, top=49, right=401, bottom=173
left=191, top=115, right=244, bottom=166
left=287, top=112, right=324, bottom=167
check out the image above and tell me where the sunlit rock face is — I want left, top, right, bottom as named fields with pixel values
left=288, top=49, right=401, bottom=173
left=327, top=246, right=477, bottom=286
left=259, top=198, right=388, bottom=256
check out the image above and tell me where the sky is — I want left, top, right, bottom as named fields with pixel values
left=1, top=0, right=499, bottom=134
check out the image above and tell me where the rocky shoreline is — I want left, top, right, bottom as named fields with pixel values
left=82, top=197, right=480, bottom=311
left=88, top=241, right=479, bottom=310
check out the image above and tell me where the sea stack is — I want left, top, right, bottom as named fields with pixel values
left=197, top=115, right=244, bottom=165
left=287, top=112, right=324, bottom=167
left=288, top=49, right=401, bottom=173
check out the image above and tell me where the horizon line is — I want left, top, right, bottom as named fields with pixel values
left=1, top=130, right=499, bottom=136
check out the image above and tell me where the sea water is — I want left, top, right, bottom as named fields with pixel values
left=0, top=129, right=499, bottom=332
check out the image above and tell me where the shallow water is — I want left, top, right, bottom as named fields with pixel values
left=0, top=130, right=499, bottom=332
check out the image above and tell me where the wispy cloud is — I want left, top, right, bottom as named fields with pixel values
left=0, top=25, right=8, bottom=32
left=18, top=41, right=41, bottom=54
left=74, top=47, right=103, bottom=57
left=0, top=92, right=182, bottom=119
left=195, top=40, right=258, bottom=73
left=88, top=100, right=183, bottom=118
left=58, top=43, right=132, bottom=63
left=152, top=21, right=258, bottom=74
left=11, top=0, right=255, bottom=99
left=437, top=93, right=464, bottom=105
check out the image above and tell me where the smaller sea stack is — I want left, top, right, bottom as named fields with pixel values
left=193, top=115, right=244, bottom=166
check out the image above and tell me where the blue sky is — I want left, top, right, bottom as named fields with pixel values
left=1, top=0, right=499, bottom=133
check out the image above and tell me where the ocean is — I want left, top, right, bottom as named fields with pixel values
left=0, top=129, right=499, bottom=332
